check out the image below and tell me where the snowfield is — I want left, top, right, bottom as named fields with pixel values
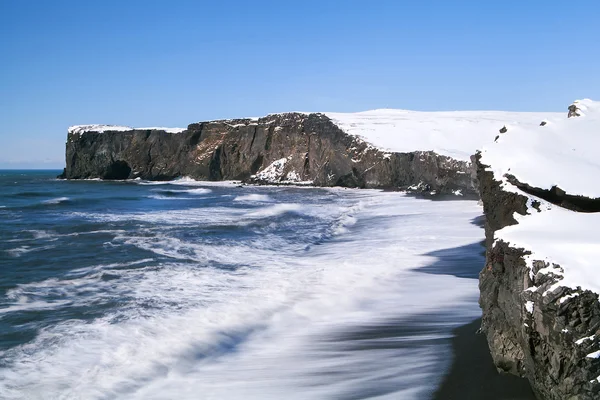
left=325, top=109, right=560, bottom=161
left=481, top=99, right=600, bottom=198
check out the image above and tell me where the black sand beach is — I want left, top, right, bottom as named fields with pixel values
left=433, top=318, right=535, bottom=400
left=419, top=228, right=536, bottom=400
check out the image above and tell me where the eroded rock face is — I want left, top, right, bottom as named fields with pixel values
left=60, top=113, right=477, bottom=195
left=477, top=154, right=600, bottom=400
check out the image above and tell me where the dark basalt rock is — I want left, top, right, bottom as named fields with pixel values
left=504, top=174, right=600, bottom=213
left=60, top=113, right=478, bottom=195
left=476, top=152, right=600, bottom=400
left=568, top=104, right=582, bottom=118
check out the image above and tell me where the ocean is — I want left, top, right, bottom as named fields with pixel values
left=0, top=170, right=485, bottom=400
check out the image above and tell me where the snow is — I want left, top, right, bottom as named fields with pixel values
left=587, top=350, right=600, bottom=359
left=576, top=335, right=595, bottom=345
left=485, top=99, right=600, bottom=299
left=497, top=197, right=600, bottom=296
left=481, top=99, right=600, bottom=198
left=559, top=292, right=579, bottom=304
left=525, top=301, right=534, bottom=314
left=250, top=158, right=313, bottom=186
left=68, top=125, right=132, bottom=134
left=285, top=171, right=301, bottom=182
left=325, top=109, right=559, bottom=161
left=68, top=125, right=186, bottom=134
left=252, top=157, right=289, bottom=182
left=138, top=127, right=186, bottom=133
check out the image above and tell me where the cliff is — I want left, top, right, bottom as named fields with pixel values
left=59, top=113, right=476, bottom=194
left=477, top=99, right=600, bottom=399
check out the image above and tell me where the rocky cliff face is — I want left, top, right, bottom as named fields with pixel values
left=477, top=154, right=600, bottom=400
left=60, top=113, right=476, bottom=195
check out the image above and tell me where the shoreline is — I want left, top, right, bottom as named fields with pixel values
left=432, top=318, right=536, bottom=400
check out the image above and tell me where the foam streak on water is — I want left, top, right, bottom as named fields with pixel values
left=0, top=171, right=484, bottom=399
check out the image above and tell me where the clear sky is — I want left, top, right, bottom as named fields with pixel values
left=1, top=0, right=599, bottom=168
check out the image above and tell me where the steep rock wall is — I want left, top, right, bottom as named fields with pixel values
left=477, top=154, right=600, bottom=400
left=60, top=113, right=476, bottom=195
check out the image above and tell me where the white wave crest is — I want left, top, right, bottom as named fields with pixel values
left=233, top=194, right=272, bottom=202
left=147, top=195, right=195, bottom=201
left=5, top=245, right=56, bottom=258
left=42, top=197, right=70, bottom=205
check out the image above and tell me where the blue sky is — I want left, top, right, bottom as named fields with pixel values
left=1, top=0, right=599, bottom=168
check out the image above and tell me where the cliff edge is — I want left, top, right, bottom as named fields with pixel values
left=59, top=109, right=557, bottom=195
left=477, top=99, right=600, bottom=399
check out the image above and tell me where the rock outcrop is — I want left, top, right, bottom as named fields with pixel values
left=477, top=153, right=600, bottom=400
left=60, top=113, right=476, bottom=195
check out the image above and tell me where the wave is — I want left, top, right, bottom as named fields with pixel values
left=245, top=203, right=302, bottom=219
left=0, top=194, right=485, bottom=399
left=0, top=187, right=489, bottom=399
left=147, top=195, right=195, bottom=201
left=27, top=230, right=56, bottom=240
left=5, top=244, right=57, bottom=258
left=12, top=196, right=106, bottom=211
left=71, top=202, right=308, bottom=228
left=41, top=197, right=71, bottom=205
left=0, top=299, right=72, bottom=316
left=183, top=188, right=212, bottom=195
left=233, top=194, right=272, bottom=202
left=152, top=188, right=212, bottom=196
left=169, top=177, right=240, bottom=187
left=135, top=177, right=240, bottom=187
left=2, top=259, right=158, bottom=314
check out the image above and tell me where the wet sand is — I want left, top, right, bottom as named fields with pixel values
left=417, top=223, right=536, bottom=400
left=432, top=318, right=536, bottom=400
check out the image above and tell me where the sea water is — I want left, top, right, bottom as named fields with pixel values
left=0, top=170, right=484, bottom=399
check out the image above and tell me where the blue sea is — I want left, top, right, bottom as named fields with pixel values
left=0, top=170, right=485, bottom=399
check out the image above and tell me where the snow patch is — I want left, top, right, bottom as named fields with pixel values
left=559, top=292, right=580, bottom=304
left=68, top=125, right=185, bottom=134
left=576, top=335, right=595, bottom=345
left=525, top=301, right=534, bottom=314
left=252, top=157, right=289, bottom=182
left=586, top=350, right=600, bottom=359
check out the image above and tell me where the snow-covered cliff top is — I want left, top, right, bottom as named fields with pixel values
left=325, top=109, right=560, bottom=161
left=482, top=99, right=600, bottom=298
left=69, top=108, right=564, bottom=163
left=481, top=99, right=600, bottom=198
left=68, top=125, right=186, bottom=134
